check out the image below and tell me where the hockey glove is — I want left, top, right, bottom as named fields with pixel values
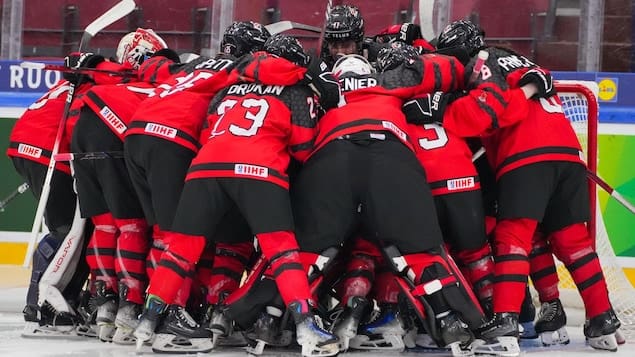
left=63, top=52, right=105, bottom=85
left=303, top=55, right=341, bottom=111
left=518, top=67, right=555, bottom=99
left=402, top=91, right=460, bottom=125
left=363, top=38, right=391, bottom=62
left=151, top=48, right=181, bottom=63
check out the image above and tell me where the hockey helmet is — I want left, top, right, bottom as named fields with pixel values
left=324, top=5, right=365, bottom=44
left=263, top=34, right=309, bottom=66
left=375, top=41, right=420, bottom=72
left=221, top=21, right=271, bottom=57
left=436, top=19, right=486, bottom=57
left=332, top=54, right=373, bottom=78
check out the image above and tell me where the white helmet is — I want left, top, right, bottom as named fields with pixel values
left=332, top=54, right=374, bottom=78
left=116, top=28, right=168, bottom=69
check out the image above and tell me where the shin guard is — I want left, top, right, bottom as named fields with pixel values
left=550, top=223, right=611, bottom=318
left=115, top=218, right=150, bottom=305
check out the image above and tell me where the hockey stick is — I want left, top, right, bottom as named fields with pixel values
left=265, top=21, right=321, bottom=35
left=0, top=182, right=30, bottom=212
left=316, top=0, right=333, bottom=55
left=469, top=50, right=490, bottom=84
left=54, top=151, right=124, bottom=162
left=23, top=0, right=136, bottom=268
left=587, top=172, right=635, bottom=215
left=21, top=61, right=137, bottom=78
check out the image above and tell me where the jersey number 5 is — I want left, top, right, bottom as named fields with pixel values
left=210, top=98, right=270, bottom=138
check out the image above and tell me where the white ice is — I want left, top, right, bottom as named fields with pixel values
left=1, top=286, right=634, bottom=357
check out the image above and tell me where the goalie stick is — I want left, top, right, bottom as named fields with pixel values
left=0, top=182, right=30, bottom=212
left=23, top=0, right=136, bottom=268
left=21, top=61, right=137, bottom=78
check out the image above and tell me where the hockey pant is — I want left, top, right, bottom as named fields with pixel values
left=383, top=244, right=486, bottom=343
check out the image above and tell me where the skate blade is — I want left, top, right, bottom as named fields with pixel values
left=448, top=341, right=474, bottom=357
left=21, top=322, right=82, bottom=340
left=112, top=326, right=137, bottom=345
left=151, top=333, right=214, bottom=354
left=98, top=324, right=115, bottom=342
left=519, top=321, right=538, bottom=339
left=245, top=340, right=267, bottom=355
left=471, top=336, right=520, bottom=357
left=301, top=341, right=339, bottom=357
left=587, top=333, right=618, bottom=352
left=539, top=327, right=570, bottom=346
left=349, top=333, right=405, bottom=351
left=616, top=329, right=626, bottom=345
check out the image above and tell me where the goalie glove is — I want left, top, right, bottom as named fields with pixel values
left=403, top=91, right=454, bottom=125
left=518, top=67, right=555, bottom=99
left=63, top=52, right=105, bottom=85
left=303, top=55, right=341, bottom=111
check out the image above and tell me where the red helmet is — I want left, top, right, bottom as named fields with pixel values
left=116, top=28, right=168, bottom=69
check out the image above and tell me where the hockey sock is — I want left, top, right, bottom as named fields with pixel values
left=115, top=218, right=150, bottom=305
left=147, top=232, right=206, bottom=305
left=206, top=241, right=253, bottom=305
left=372, top=269, right=401, bottom=304
left=337, top=238, right=379, bottom=304
left=86, top=212, right=118, bottom=291
left=550, top=223, right=611, bottom=318
left=257, top=231, right=312, bottom=306
left=453, top=243, right=495, bottom=302
left=529, top=231, right=560, bottom=302
left=492, top=218, right=537, bottom=314
left=146, top=225, right=167, bottom=279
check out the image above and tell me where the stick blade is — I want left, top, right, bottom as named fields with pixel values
left=265, top=21, right=321, bottom=35
left=84, top=0, right=136, bottom=37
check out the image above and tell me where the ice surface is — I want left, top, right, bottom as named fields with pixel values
left=1, top=287, right=634, bottom=357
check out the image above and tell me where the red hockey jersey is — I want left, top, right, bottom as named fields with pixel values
left=441, top=47, right=584, bottom=179
left=125, top=55, right=236, bottom=152
left=186, top=53, right=318, bottom=189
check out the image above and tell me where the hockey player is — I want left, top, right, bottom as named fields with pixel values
left=7, top=51, right=128, bottom=337
left=425, top=19, right=621, bottom=354
left=290, top=47, right=487, bottom=356
left=70, top=28, right=178, bottom=343
left=124, top=21, right=270, bottom=352
left=133, top=34, right=342, bottom=357
left=321, top=4, right=365, bottom=67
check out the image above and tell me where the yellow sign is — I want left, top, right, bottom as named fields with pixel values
left=597, top=78, right=618, bottom=102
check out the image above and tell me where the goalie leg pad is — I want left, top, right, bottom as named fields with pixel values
left=28, top=233, right=63, bottom=307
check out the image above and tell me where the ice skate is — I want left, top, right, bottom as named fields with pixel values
left=331, top=296, right=369, bottom=351
left=112, top=302, right=141, bottom=345
left=518, top=288, right=537, bottom=339
left=151, top=305, right=214, bottom=354
left=350, top=303, right=406, bottom=351
left=534, top=298, right=569, bottom=346
left=93, top=281, right=118, bottom=342
left=245, top=306, right=294, bottom=355
left=75, top=290, right=98, bottom=338
left=21, top=304, right=79, bottom=339
left=288, top=300, right=339, bottom=357
left=472, top=312, right=520, bottom=357
left=133, top=295, right=167, bottom=351
left=437, top=311, right=474, bottom=357
left=584, top=308, right=621, bottom=352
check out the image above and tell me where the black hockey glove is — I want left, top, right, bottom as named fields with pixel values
left=63, top=52, right=105, bottom=85
left=303, top=55, right=341, bottom=111
left=151, top=48, right=181, bottom=63
left=363, top=38, right=391, bottom=62
left=402, top=91, right=462, bottom=125
left=518, top=67, right=555, bottom=99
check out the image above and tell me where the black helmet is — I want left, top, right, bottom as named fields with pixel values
left=264, top=34, right=309, bottom=66
left=436, top=19, right=485, bottom=57
left=324, top=5, right=364, bottom=44
left=220, top=21, right=271, bottom=57
left=375, top=42, right=420, bottom=72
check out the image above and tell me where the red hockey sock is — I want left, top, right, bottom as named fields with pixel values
left=86, top=212, right=118, bottom=291
left=492, top=218, right=537, bottom=313
left=453, top=243, right=495, bottom=302
left=206, top=241, right=253, bottom=305
left=146, top=225, right=167, bottom=279
left=529, top=231, right=560, bottom=302
left=372, top=270, right=401, bottom=304
left=114, top=218, right=150, bottom=304
left=550, top=224, right=611, bottom=318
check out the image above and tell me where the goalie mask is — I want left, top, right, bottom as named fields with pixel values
left=220, top=21, right=271, bottom=57
left=116, top=28, right=168, bottom=70
left=332, top=54, right=373, bottom=78
left=436, top=19, right=486, bottom=57
left=264, top=34, right=309, bottom=66
left=376, top=42, right=420, bottom=72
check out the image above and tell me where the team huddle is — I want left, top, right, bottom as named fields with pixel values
left=7, top=4, right=624, bottom=357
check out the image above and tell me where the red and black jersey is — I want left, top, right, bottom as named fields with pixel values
left=186, top=53, right=318, bottom=190
left=312, top=53, right=464, bottom=155
left=441, top=47, right=584, bottom=179
left=125, top=55, right=236, bottom=152
left=82, top=55, right=180, bottom=141
left=407, top=123, right=479, bottom=196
